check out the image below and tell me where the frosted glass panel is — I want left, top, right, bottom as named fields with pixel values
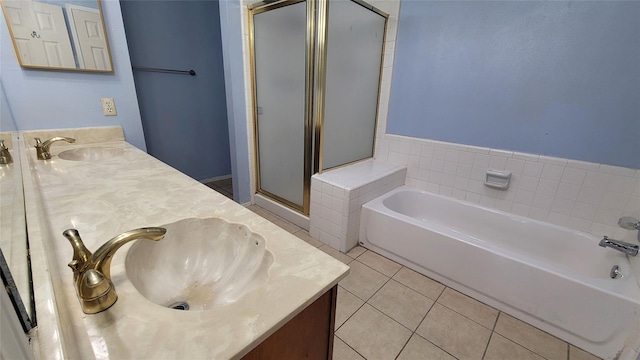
left=322, top=0, right=385, bottom=170
left=253, top=2, right=307, bottom=207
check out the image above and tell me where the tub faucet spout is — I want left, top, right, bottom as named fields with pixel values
left=63, top=227, right=166, bottom=314
left=598, top=236, right=638, bottom=256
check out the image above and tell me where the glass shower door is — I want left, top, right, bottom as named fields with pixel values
left=252, top=1, right=308, bottom=210
left=321, top=0, right=386, bottom=170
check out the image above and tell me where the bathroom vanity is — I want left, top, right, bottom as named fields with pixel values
left=15, top=126, right=349, bottom=359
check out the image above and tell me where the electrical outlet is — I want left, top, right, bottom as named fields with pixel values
left=100, top=98, right=117, bottom=116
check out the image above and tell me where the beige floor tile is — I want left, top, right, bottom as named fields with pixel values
left=396, top=334, right=456, bottom=360
left=336, top=286, right=364, bottom=329
left=484, top=334, right=545, bottom=360
left=271, top=217, right=301, bottom=234
left=333, top=336, right=365, bottom=360
left=436, top=288, right=498, bottom=329
left=416, top=303, right=491, bottom=360
left=246, top=204, right=261, bottom=212
left=346, top=246, right=367, bottom=258
left=339, top=261, right=389, bottom=301
left=356, top=251, right=402, bottom=277
left=320, top=245, right=354, bottom=265
left=336, top=304, right=412, bottom=360
left=494, top=313, right=568, bottom=360
left=293, top=230, right=324, bottom=247
left=369, top=280, right=434, bottom=331
left=570, top=345, right=601, bottom=360
left=254, top=209, right=279, bottom=222
left=392, top=267, right=445, bottom=300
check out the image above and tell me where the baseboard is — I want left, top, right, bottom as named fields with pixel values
left=199, top=174, right=232, bottom=184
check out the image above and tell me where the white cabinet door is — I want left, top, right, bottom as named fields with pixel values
left=66, top=4, right=111, bottom=70
left=3, top=0, right=75, bottom=68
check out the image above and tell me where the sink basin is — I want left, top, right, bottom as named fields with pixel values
left=58, top=147, right=123, bottom=161
left=125, top=217, right=274, bottom=311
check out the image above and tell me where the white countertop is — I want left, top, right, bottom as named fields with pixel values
left=22, top=135, right=349, bottom=359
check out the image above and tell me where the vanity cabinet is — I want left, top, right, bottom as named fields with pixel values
left=242, top=286, right=337, bottom=360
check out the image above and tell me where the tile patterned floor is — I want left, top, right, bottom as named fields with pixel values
left=205, top=178, right=233, bottom=199
left=245, top=204, right=602, bottom=360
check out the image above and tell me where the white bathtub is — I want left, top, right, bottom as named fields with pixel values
left=359, top=186, right=640, bottom=359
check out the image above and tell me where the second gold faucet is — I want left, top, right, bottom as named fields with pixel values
left=35, top=136, right=75, bottom=160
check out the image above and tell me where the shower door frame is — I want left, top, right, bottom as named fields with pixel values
left=313, top=0, right=388, bottom=175
left=249, top=0, right=316, bottom=215
left=249, top=0, right=388, bottom=215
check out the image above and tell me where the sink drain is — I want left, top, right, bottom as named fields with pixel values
left=168, top=301, right=190, bottom=311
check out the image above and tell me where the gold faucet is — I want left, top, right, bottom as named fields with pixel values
left=63, top=227, right=166, bottom=314
left=34, top=136, right=76, bottom=160
left=0, top=140, right=12, bottom=164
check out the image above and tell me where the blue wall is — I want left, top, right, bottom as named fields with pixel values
left=120, top=0, right=231, bottom=181
left=0, top=0, right=146, bottom=150
left=219, top=0, right=251, bottom=204
left=0, top=81, right=16, bottom=132
left=387, top=1, right=640, bottom=169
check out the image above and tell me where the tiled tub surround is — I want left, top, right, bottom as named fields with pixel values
left=360, top=186, right=640, bottom=359
left=374, top=134, right=640, bottom=248
left=310, top=160, right=406, bottom=252
left=20, top=133, right=349, bottom=359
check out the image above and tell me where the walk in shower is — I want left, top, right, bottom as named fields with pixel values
left=249, top=0, right=387, bottom=215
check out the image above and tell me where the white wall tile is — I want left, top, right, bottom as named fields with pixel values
left=517, top=176, right=539, bottom=193
left=625, top=196, right=640, bottom=213
left=433, top=147, right=447, bottom=160
left=522, top=161, right=544, bottom=178
left=541, top=164, right=564, bottom=181
left=537, top=179, right=559, bottom=197
left=514, top=190, right=535, bottom=206
left=532, top=193, right=554, bottom=210
left=445, top=148, right=460, bottom=162
left=452, top=189, right=466, bottom=200
left=465, top=192, right=481, bottom=204
left=583, top=171, right=610, bottom=188
left=529, top=208, right=550, bottom=221
left=566, top=159, right=600, bottom=171
left=479, top=195, right=496, bottom=208
left=443, top=161, right=458, bottom=175
left=489, top=155, right=508, bottom=170
left=560, top=167, right=587, bottom=185
left=551, top=198, right=575, bottom=216
left=456, top=164, right=472, bottom=178
left=511, top=203, right=531, bottom=217
left=539, top=156, right=567, bottom=167
left=607, top=175, right=636, bottom=194
left=454, top=176, right=469, bottom=190
left=512, top=152, right=539, bottom=162
left=594, top=206, right=623, bottom=226
left=506, top=158, right=525, bottom=175
left=577, top=187, right=603, bottom=205
left=556, top=182, right=581, bottom=201
left=599, top=191, right=628, bottom=210
left=473, top=154, right=490, bottom=168
left=431, top=159, right=445, bottom=172
left=571, top=202, right=598, bottom=221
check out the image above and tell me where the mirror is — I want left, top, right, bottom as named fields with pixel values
left=0, top=0, right=113, bottom=71
left=0, top=82, right=33, bottom=331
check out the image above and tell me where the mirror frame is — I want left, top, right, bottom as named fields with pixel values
left=0, top=132, right=34, bottom=332
left=0, top=0, right=114, bottom=72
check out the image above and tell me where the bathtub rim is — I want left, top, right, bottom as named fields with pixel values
left=360, top=186, right=640, bottom=304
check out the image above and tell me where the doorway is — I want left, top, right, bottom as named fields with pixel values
left=120, top=0, right=232, bottom=190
